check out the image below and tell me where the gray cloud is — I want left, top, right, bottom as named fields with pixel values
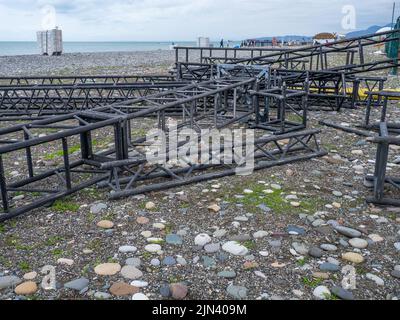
left=0, top=0, right=396, bottom=41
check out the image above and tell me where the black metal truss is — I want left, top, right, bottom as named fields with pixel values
left=0, top=77, right=260, bottom=220
left=0, top=74, right=176, bottom=86
left=249, top=85, right=308, bottom=134
left=0, top=81, right=188, bottom=120
left=363, top=90, right=400, bottom=133
left=233, top=29, right=399, bottom=69
left=365, top=122, right=400, bottom=206
left=175, top=29, right=399, bottom=75
left=98, top=129, right=326, bottom=200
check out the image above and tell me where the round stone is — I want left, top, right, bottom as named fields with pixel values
left=312, top=272, right=330, bottom=280
left=121, top=266, right=143, bottom=280
left=332, top=191, right=343, bottom=197
left=64, top=277, right=89, bottom=291
left=349, top=238, right=368, bottom=249
left=211, top=230, right=225, bottom=239
left=208, top=204, right=221, bottom=213
left=145, top=202, right=156, bottom=210
left=287, top=225, right=306, bottom=236
left=253, top=231, right=269, bottom=239
left=130, top=280, right=148, bottom=288
left=342, top=252, right=364, bottom=264
left=334, top=226, right=362, bottom=238
left=227, top=285, right=248, bottom=299
left=366, top=273, right=384, bottom=286
left=23, top=272, right=37, bottom=281
left=313, top=286, right=331, bottom=300
left=132, top=293, right=149, bottom=300
left=259, top=251, right=269, bottom=257
left=166, top=234, right=183, bottom=245
left=141, top=231, right=152, bottom=238
left=331, top=286, right=354, bottom=300
left=368, top=234, right=384, bottom=242
left=204, top=243, right=221, bottom=253
left=150, top=258, right=161, bottom=266
left=170, top=283, right=188, bottom=300
left=162, top=256, right=176, bottom=266
left=94, top=263, right=121, bottom=276
left=320, top=262, right=340, bottom=272
left=94, top=292, right=112, bottom=299
left=194, top=234, right=212, bottom=247
left=14, top=281, right=38, bottom=295
left=218, top=270, right=237, bottom=279
left=119, top=246, right=138, bottom=253
left=271, top=184, right=282, bottom=190
left=292, top=242, right=309, bottom=255
left=391, top=270, right=400, bottom=279
left=263, top=189, right=274, bottom=194
left=57, top=258, right=74, bottom=266
left=153, top=223, right=165, bottom=230
left=222, top=241, right=249, bottom=256
left=109, top=282, right=139, bottom=296
left=145, top=244, right=162, bottom=253
left=160, top=284, right=171, bottom=297
left=137, top=217, right=150, bottom=224
left=176, top=257, right=187, bottom=266
left=309, top=247, right=324, bottom=258
left=90, top=203, right=107, bottom=214
left=97, top=220, right=114, bottom=229
left=320, top=244, right=338, bottom=252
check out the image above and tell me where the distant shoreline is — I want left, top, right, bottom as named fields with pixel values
left=0, top=41, right=242, bottom=57
left=0, top=50, right=182, bottom=77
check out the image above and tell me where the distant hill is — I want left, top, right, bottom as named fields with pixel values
left=246, top=23, right=394, bottom=42
left=248, top=35, right=313, bottom=42
left=346, top=23, right=394, bottom=38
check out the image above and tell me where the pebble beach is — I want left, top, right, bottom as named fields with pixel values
left=0, top=49, right=399, bottom=301
left=0, top=51, right=179, bottom=76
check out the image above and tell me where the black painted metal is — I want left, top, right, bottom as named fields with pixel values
left=366, top=122, right=400, bottom=205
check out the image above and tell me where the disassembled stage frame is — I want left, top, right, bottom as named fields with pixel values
left=0, top=29, right=400, bottom=221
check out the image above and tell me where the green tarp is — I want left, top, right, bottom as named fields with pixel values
left=385, top=17, right=400, bottom=75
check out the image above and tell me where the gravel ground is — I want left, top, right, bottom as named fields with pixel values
left=0, top=50, right=399, bottom=301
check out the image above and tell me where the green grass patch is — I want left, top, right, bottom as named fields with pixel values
left=286, top=113, right=304, bottom=123
left=242, top=240, right=256, bottom=250
left=107, top=257, right=119, bottom=264
left=51, top=249, right=64, bottom=258
left=87, top=239, right=103, bottom=252
left=324, top=293, right=340, bottom=300
left=229, top=184, right=292, bottom=213
left=356, top=266, right=368, bottom=275
left=0, top=256, right=12, bottom=268
left=168, top=275, right=183, bottom=284
left=297, top=257, right=308, bottom=267
left=44, top=236, right=64, bottom=247
left=52, top=200, right=80, bottom=213
left=18, top=261, right=31, bottom=272
left=148, top=239, right=165, bottom=245
left=44, top=139, right=104, bottom=161
left=227, top=180, right=326, bottom=214
left=164, top=223, right=174, bottom=235
left=141, top=252, right=153, bottom=259
left=4, top=235, right=35, bottom=250
left=301, top=276, right=323, bottom=288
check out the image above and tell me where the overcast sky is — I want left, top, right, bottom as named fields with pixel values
left=0, top=0, right=396, bottom=41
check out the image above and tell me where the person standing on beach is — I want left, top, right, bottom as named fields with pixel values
left=220, top=39, right=224, bottom=48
